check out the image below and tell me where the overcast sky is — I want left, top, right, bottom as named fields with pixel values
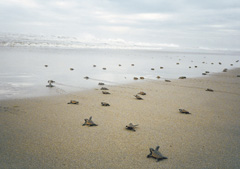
left=0, top=0, right=240, bottom=49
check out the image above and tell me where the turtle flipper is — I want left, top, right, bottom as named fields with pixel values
left=147, top=148, right=153, bottom=158
left=155, top=146, right=160, bottom=151
left=147, top=154, right=152, bottom=158
left=89, top=116, right=92, bottom=120
left=156, top=156, right=168, bottom=162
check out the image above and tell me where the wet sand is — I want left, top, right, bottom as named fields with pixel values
left=0, top=68, right=240, bottom=168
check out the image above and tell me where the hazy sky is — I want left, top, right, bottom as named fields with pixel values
left=0, top=0, right=240, bottom=49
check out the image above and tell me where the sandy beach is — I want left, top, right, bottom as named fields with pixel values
left=0, top=68, right=240, bottom=168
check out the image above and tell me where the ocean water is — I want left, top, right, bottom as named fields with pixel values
left=0, top=46, right=239, bottom=100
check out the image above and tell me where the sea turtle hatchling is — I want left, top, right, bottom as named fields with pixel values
left=134, top=95, right=143, bottom=100
left=102, top=91, right=110, bottom=94
left=82, top=116, right=98, bottom=126
left=98, top=82, right=105, bottom=85
left=206, top=88, right=214, bottom=92
left=101, top=102, right=110, bottom=106
left=133, top=77, right=138, bottom=80
left=46, top=80, right=55, bottom=87
left=68, top=100, right=79, bottom=104
left=178, top=76, right=186, bottom=79
left=147, top=146, right=168, bottom=162
left=165, top=80, right=171, bottom=82
left=179, top=109, right=190, bottom=114
left=101, top=87, right=109, bottom=90
left=126, top=123, right=138, bottom=131
left=138, top=91, right=146, bottom=95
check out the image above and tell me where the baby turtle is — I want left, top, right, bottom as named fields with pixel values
left=156, top=76, right=161, bottom=79
left=179, top=76, right=186, bottom=79
left=219, top=62, right=222, bottom=65
left=236, top=60, right=239, bottom=62
left=101, top=87, right=109, bottom=90
left=133, top=77, right=138, bottom=80
left=138, top=91, right=146, bottom=95
left=126, top=123, right=138, bottom=131
left=176, top=63, right=179, bottom=65
left=179, top=109, right=190, bottom=114
left=206, top=88, right=214, bottom=92
left=189, top=66, right=191, bottom=68
left=119, top=64, right=122, bottom=66
left=202, top=73, right=207, bottom=75
left=70, top=68, right=74, bottom=71
left=131, top=64, right=135, bottom=66
left=102, top=91, right=110, bottom=94
left=102, top=68, right=106, bottom=70
left=101, top=102, right=110, bottom=106
left=147, top=146, right=168, bottom=162
left=237, top=75, right=240, bottom=77
left=151, top=68, right=155, bottom=70
left=140, top=77, right=145, bottom=80
left=134, top=95, right=143, bottom=100
left=160, top=67, right=164, bottom=69
left=165, top=80, right=171, bottom=82
left=98, top=82, right=105, bottom=85
left=223, top=68, right=228, bottom=72
left=46, top=80, right=55, bottom=87
left=230, top=64, right=233, bottom=66
left=84, top=76, right=89, bottom=79
left=195, top=66, right=198, bottom=68
left=82, top=116, right=98, bottom=126
left=93, top=65, right=96, bottom=67
left=44, top=65, right=48, bottom=67
left=68, top=100, right=79, bottom=104
left=205, top=71, right=210, bottom=73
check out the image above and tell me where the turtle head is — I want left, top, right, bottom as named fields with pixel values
left=150, top=148, right=154, bottom=152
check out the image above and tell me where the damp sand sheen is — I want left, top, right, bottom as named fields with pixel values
left=0, top=68, right=240, bottom=168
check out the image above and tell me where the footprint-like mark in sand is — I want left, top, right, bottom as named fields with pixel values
left=0, top=106, right=26, bottom=115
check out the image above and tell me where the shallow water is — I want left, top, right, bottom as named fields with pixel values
left=0, top=47, right=239, bottom=100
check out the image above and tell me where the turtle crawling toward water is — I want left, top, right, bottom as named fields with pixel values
left=126, top=123, right=138, bottom=131
left=147, top=146, right=168, bottom=162
left=179, top=76, right=186, bottom=79
left=68, top=100, right=79, bottom=104
left=206, top=88, right=214, bottom=92
left=102, top=91, right=110, bottom=94
left=46, top=80, right=55, bottom=87
left=133, top=77, right=138, bottom=80
left=138, top=91, right=146, bottom=95
left=179, top=109, right=190, bottom=114
left=101, top=102, right=110, bottom=106
left=223, top=68, right=228, bottom=72
left=165, top=80, right=171, bottom=82
left=84, top=76, right=89, bottom=79
left=101, top=87, right=109, bottom=90
left=134, top=95, right=143, bottom=100
left=98, top=82, right=105, bottom=85
left=82, top=116, right=98, bottom=126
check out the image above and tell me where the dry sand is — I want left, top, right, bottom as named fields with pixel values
left=0, top=68, right=240, bottom=168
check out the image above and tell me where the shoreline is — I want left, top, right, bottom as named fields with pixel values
left=0, top=68, right=240, bottom=168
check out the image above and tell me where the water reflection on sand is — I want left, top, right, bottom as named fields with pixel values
left=0, top=47, right=239, bottom=99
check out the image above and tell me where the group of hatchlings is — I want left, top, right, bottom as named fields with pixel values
left=67, top=84, right=194, bottom=162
